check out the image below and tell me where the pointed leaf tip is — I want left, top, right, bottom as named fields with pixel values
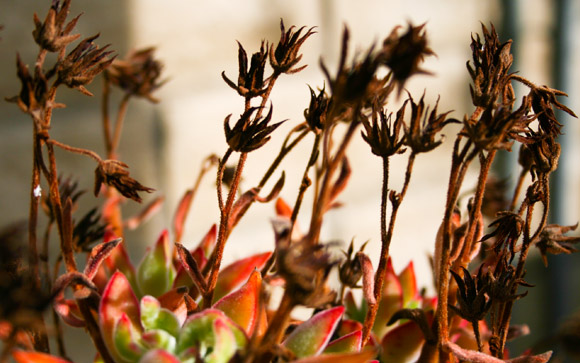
left=283, top=306, right=345, bottom=358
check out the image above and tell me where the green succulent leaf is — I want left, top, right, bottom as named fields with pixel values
left=205, top=318, right=237, bottom=363
left=114, top=313, right=146, bottom=362
left=137, top=229, right=176, bottom=297
left=176, top=309, right=247, bottom=362
left=140, top=295, right=180, bottom=337
left=324, top=330, right=362, bottom=353
left=283, top=306, right=345, bottom=358
left=141, top=329, right=177, bottom=353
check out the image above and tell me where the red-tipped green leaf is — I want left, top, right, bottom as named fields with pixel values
left=212, top=252, right=271, bottom=302
left=12, top=351, right=71, bottom=363
left=292, top=349, right=378, bottom=363
left=137, top=229, right=176, bottom=297
left=380, top=318, right=427, bottom=362
left=398, top=261, right=418, bottom=307
left=213, top=269, right=263, bottom=336
left=114, top=313, right=146, bottom=362
left=100, top=271, right=142, bottom=362
left=283, top=306, right=345, bottom=358
left=324, top=330, right=362, bottom=353
left=138, top=349, right=180, bottom=363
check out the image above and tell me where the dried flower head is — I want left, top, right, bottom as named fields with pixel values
left=467, top=23, right=513, bottom=108
left=105, top=47, right=165, bottom=102
left=56, top=34, right=115, bottom=96
left=6, top=55, right=50, bottom=115
left=450, top=267, right=491, bottom=323
left=380, top=23, right=434, bottom=95
left=527, top=85, right=577, bottom=138
left=520, top=134, right=561, bottom=179
left=403, top=92, right=455, bottom=154
left=73, top=208, right=106, bottom=252
left=276, top=237, right=337, bottom=308
left=304, top=85, right=330, bottom=133
left=224, top=105, right=285, bottom=152
left=94, top=159, right=154, bottom=203
left=361, top=100, right=406, bottom=157
left=321, top=27, right=379, bottom=108
left=270, top=19, right=315, bottom=75
left=481, top=211, right=523, bottom=260
left=462, top=96, right=534, bottom=151
left=41, top=175, right=83, bottom=221
left=222, top=41, right=268, bottom=99
left=338, top=240, right=368, bottom=288
left=534, top=223, right=580, bottom=266
left=33, top=0, right=81, bottom=52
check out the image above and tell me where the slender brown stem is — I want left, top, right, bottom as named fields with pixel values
left=291, top=133, right=321, bottom=229
left=46, top=139, right=103, bottom=163
left=509, top=170, right=527, bottom=211
left=204, top=151, right=248, bottom=306
left=362, top=152, right=417, bottom=344
left=110, top=94, right=131, bottom=158
left=27, top=130, right=50, bottom=353
left=307, top=116, right=360, bottom=244
left=102, top=77, right=113, bottom=154
left=435, top=137, right=477, bottom=355
left=461, top=149, right=497, bottom=265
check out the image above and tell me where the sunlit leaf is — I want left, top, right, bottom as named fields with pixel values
left=213, top=269, right=263, bottom=336
left=398, top=261, right=418, bottom=307
left=212, top=252, right=271, bottom=302
left=283, top=306, right=345, bottom=358
left=324, top=330, right=362, bottom=353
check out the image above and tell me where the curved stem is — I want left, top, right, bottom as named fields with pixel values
left=110, top=93, right=131, bottom=158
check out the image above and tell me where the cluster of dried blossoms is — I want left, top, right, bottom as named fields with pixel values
left=1, top=1, right=579, bottom=362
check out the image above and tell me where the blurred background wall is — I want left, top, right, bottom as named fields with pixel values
left=1, top=0, right=579, bottom=361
